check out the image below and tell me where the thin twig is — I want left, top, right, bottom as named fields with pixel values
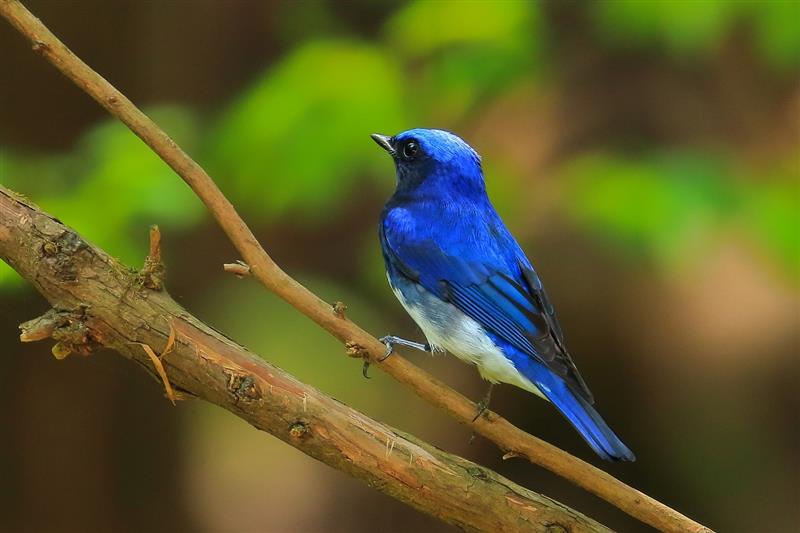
left=223, top=260, right=251, bottom=278
left=0, top=2, right=711, bottom=532
left=148, top=224, right=161, bottom=263
left=138, top=224, right=166, bottom=290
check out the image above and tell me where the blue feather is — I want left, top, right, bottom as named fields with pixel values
left=375, top=128, right=634, bottom=461
left=496, top=338, right=635, bottom=461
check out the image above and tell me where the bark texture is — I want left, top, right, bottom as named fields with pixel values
left=0, top=187, right=610, bottom=533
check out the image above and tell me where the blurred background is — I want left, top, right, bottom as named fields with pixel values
left=1, top=1, right=798, bottom=531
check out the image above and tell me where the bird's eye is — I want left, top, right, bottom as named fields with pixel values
left=402, top=141, right=419, bottom=159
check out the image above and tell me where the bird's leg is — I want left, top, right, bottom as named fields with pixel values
left=362, top=335, right=431, bottom=379
left=378, top=335, right=431, bottom=362
left=472, top=383, right=495, bottom=422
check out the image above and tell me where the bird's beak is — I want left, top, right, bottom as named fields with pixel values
left=370, top=133, right=395, bottom=155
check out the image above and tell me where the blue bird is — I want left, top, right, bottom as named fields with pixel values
left=371, top=128, right=635, bottom=462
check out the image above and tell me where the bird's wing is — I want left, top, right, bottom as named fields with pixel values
left=381, top=223, right=594, bottom=403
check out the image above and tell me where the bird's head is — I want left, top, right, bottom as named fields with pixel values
left=371, top=128, right=485, bottom=199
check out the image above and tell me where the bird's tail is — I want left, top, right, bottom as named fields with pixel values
left=534, top=371, right=635, bottom=462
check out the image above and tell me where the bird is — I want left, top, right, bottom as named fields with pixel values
left=371, top=128, right=635, bottom=462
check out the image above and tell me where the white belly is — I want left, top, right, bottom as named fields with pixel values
left=390, top=279, right=546, bottom=400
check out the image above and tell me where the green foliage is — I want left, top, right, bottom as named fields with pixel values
left=593, top=0, right=735, bottom=56
left=385, top=0, right=542, bottom=121
left=386, top=0, right=536, bottom=56
left=52, top=106, right=204, bottom=233
left=0, top=107, right=205, bottom=288
left=563, top=153, right=726, bottom=267
left=1, top=0, right=797, bottom=292
left=742, top=168, right=800, bottom=276
left=563, top=153, right=799, bottom=278
left=210, top=40, right=408, bottom=221
left=593, top=0, right=800, bottom=70
left=747, top=0, right=800, bottom=71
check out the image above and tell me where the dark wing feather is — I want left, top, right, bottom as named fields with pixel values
left=519, top=262, right=593, bottom=403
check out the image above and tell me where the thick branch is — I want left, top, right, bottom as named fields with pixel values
left=0, top=188, right=608, bottom=533
left=0, top=2, right=712, bottom=532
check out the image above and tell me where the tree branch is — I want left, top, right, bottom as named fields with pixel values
left=0, top=187, right=608, bottom=533
left=0, top=1, right=712, bottom=532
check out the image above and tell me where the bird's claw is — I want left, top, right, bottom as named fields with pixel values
left=472, top=383, right=495, bottom=422
left=363, top=336, right=399, bottom=379
left=366, top=335, right=429, bottom=378
left=378, top=336, right=395, bottom=362
left=472, top=400, right=489, bottom=422
left=378, top=335, right=430, bottom=361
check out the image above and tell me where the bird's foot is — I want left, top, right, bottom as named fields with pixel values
left=472, top=383, right=495, bottom=422
left=468, top=383, right=496, bottom=444
left=362, top=335, right=431, bottom=379
left=378, top=335, right=430, bottom=362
